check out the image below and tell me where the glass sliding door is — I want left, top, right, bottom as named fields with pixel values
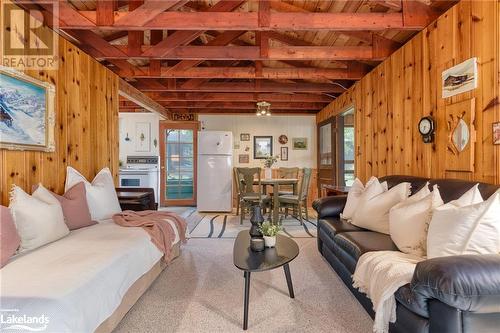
left=159, top=121, right=198, bottom=206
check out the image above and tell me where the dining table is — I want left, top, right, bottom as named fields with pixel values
left=253, top=178, right=299, bottom=224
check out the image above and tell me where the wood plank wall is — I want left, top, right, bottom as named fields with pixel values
left=317, top=0, right=500, bottom=184
left=1, top=37, right=119, bottom=205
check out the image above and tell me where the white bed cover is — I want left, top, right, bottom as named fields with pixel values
left=0, top=220, right=172, bottom=333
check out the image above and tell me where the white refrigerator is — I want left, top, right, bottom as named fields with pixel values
left=197, top=131, right=233, bottom=212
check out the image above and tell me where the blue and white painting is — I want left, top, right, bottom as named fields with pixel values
left=0, top=70, right=51, bottom=149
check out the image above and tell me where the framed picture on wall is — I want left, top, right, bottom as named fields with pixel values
left=0, top=67, right=56, bottom=152
left=292, top=137, right=308, bottom=150
left=135, top=122, right=151, bottom=152
left=280, top=147, right=288, bottom=161
left=493, top=122, right=500, bottom=145
left=239, top=154, right=249, bottom=164
left=253, top=136, right=273, bottom=159
left=240, top=133, right=250, bottom=141
left=442, top=58, right=478, bottom=98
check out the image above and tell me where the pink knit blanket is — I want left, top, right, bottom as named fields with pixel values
left=112, top=210, right=187, bottom=262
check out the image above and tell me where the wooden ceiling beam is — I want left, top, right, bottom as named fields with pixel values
left=120, top=100, right=326, bottom=110
left=402, top=0, right=441, bottom=28
left=140, top=92, right=334, bottom=103
left=114, top=0, right=185, bottom=27
left=58, top=12, right=427, bottom=31
left=117, top=66, right=367, bottom=80
left=133, top=80, right=346, bottom=93
left=140, top=0, right=246, bottom=57
left=119, top=79, right=168, bottom=118
left=96, top=45, right=392, bottom=61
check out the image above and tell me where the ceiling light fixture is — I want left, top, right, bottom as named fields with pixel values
left=256, top=101, right=271, bottom=117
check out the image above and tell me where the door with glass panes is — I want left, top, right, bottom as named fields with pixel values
left=159, top=121, right=198, bottom=206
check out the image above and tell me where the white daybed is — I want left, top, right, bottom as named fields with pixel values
left=0, top=219, right=182, bottom=333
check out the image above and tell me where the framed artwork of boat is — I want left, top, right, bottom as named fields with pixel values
left=0, top=66, right=56, bottom=152
left=442, top=58, right=478, bottom=98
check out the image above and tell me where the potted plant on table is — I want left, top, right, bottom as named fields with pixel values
left=263, top=155, right=278, bottom=179
left=258, top=221, right=282, bottom=248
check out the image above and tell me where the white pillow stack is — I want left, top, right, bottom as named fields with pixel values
left=65, top=167, right=122, bottom=221
left=389, top=184, right=443, bottom=257
left=351, top=180, right=411, bottom=234
left=427, top=185, right=500, bottom=258
left=341, top=177, right=388, bottom=220
left=9, top=184, right=70, bottom=252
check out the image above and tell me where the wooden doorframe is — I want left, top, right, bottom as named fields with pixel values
left=317, top=117, right=337, bottom=197
left=159, top=121, right=199, bottom=207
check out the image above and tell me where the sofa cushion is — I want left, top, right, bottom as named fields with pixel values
left=319, top=217, right=367, bottom=239
left=334, top=231, right=398, bottom=262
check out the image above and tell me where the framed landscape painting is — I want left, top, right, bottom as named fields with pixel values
left=0, top=67, right=55, bottom=152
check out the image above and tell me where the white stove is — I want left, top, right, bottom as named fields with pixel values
left=119, top=156, right=160, bottom=204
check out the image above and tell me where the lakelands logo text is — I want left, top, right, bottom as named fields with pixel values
left=1, top=0, right=59, bottom=69
left=0, top=309, right=50, bottom=332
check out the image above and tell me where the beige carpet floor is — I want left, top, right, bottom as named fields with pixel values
left=113, top=236, right=373, bottom=333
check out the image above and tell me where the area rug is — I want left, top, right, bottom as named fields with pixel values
left=113, top=237, right=373, bottom=333
left=189, top=212, right=317, bottom=239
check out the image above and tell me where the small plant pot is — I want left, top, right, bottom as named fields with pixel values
left=263, top=235, right=276, bottom=248
left=264, top=168, right=272, bottom=180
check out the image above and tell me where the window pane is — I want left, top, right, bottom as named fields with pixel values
left=179, top=130, right=193, bottom=143
left=319, top=124, right=332, bottom=166
left=179, top=143, right=193, bottom=158
left=166, top=130, right=179, bottom=142
left=344, top=127, right=355, bottom=161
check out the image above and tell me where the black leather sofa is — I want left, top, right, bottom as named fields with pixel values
left=312, top=175, right=500, bottom=333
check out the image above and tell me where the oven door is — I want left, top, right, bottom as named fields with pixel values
left=119, top=171, right=149, bottom=188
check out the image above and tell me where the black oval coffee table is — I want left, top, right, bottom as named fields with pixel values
left=233, top=231, right=299, bottom=330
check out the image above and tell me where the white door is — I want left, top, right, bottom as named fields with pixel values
left=197, top=155, right=232, bottom=212
left=198, top=131, right=232, bottom=155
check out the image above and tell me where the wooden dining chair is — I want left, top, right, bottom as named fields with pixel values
left=278, top=168, right=313, bottom=225
left=277, top=167, right=299, bottom=195
left=235, top=167, right=272, bottom=224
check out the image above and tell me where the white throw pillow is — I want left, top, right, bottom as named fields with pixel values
left=9, top=185, right=69, bottom=252
left=341, top=177, right=385, bottom=220
left=351, top=182, right=411, bottom=234
left=448, top=184, right=483, bottom=207
left=65, top=167, right=122, bottom=220
left=427, top=189, right=500, bottom=258
left=389, top=185, right=443, bottom=257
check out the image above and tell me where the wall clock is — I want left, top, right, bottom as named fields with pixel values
left=278, top=135, right=288, bottom=144
left=418, top=116, right=435, bottom=143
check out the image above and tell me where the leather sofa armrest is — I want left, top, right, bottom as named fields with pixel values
left=406, top=255, right=500, bottom=317
left=312, top=195, right=347, bottom=219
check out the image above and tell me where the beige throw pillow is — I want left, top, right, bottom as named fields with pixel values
left=389, top=184, right=443, bottom=257
left=351, top=182, right=411, bottom=234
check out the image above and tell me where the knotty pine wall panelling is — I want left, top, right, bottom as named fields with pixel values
left=1, top=37, right=119, bottom=205
left=317, top=0, right=500, bottom=184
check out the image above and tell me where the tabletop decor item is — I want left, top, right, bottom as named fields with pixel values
left=259, top=221, right=282, bottom=248
left=263, top=155, right=278, bottom=179
left=250, top=238, right=265, bottom=252
left=249, top=204, right=264, bottom=238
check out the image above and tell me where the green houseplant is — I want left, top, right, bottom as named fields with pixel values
left=259, top=221, right=282, bottom=247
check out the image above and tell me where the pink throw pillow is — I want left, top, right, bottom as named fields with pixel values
left=1, top=206, right=21, bottom=268
left=34, top=182, right=97, bottom=230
